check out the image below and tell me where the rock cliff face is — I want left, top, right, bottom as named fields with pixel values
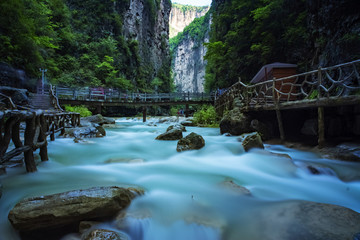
left=171, top=14, right=210, bottom=93
left=306, top=0, right=360, bottom=68
left=173, top=35, right=209, bottom=93
left=169, top=4, right=209, bottom=38
left=123, top=0, right=171, bottom=85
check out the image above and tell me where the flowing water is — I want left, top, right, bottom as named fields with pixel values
left=1, top=118, right=360, bottom=240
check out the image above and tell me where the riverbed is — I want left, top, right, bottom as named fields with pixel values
left=1, top=118, right=360, bottom=239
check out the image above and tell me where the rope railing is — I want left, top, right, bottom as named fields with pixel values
left=215, top=59, right=360, bottom=114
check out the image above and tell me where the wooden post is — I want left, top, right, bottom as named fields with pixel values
left=39, top=114, right=48, bottom=161
left=50, top=117, right=55, bottom=141
left=273, top=78, right=285, bottom=141
left=185, top=104, right=189, bottom=118
left=24, top=115, right=37, bottom=172
left=318, top=106, right=325, bottom=148
left=142, top=106, right=147, bottom=122
left=11, top=120, right=23, bottom=148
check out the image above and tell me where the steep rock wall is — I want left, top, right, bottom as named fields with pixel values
left=123, top=0, right=171, bottom=90
left=173, top=36, right=209, bottom=93
left=171, top=14, right=211, bottom=93
left=169, top=4, right=209, bottom=38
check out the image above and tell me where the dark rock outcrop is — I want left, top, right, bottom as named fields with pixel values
left=0, top=86, right=29, bottom=106
left=8, top=186, right=141, bottom=232
left=0, top=63, right=30, bottom=89
left=220, top=108, right=252, bottom=135
left=176, top=132, right=205, bottom=152
left=155, top=129, right=183, bottom=140
left=167, top=124, right=186, bottom=132
left=240, top=132, right=264, bottom=152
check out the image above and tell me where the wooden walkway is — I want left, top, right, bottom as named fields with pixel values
left=0, top=86, right=80, bottom=173
left=215, top=59, right=360, bottom=146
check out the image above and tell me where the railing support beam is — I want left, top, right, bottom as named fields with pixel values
left=318, top=106, right=325, bottom=148
left=142, top=106, right=147, bottom=122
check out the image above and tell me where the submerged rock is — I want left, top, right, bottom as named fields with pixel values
left=180, top=118, right=196, bottom=126
left=82, top=229, right=128, bottom=240
left=220, top=108, right=252, bottom=135
left=176, top=132, right=205, bottom=152
left=255, top=200, right=360, bottom=240
left=167, top=124, right=186, bottom=132
left=241, top=132, right=264, bottom=152
left=219, top=180, right=251, bottom=195
left=8, top=186, right=141, bottom=232
left=155, top=129, right=183, bottom=140
left=82, top=114, right=115, bottom=126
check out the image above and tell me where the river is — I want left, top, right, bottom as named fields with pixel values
left=1, top=118, right=360, bottom=240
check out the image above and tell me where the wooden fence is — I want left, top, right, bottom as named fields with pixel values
left=215, top=59, right=360, bottom=114
left=0, top=110, right=80, bottom=172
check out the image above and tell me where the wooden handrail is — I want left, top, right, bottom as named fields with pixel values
left=0, top=93, right=16, bottom=109
left=215, top=59, right=360, bottom=114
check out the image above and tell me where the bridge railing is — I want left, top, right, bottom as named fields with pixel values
left=54, top=86, right=215, bottom=103
left=215, top=59, right=360, bottom=114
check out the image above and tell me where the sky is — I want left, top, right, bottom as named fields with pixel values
left=172, top=0, right=212, bottom=6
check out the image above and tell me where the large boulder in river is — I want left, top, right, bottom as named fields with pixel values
left=167, top=124, right=186, bottom=132
left=155, top=129, right=183, bottom=140
left=220, top=108, right=252, bottom=135
left=240, top=132, right=264, bottom=152
left=82, top=114, right=115, bottom=126
left=8, top=186, right=142, bottom=232
left=251, top=200, right=360, bottom=240
left=62, top=126, right=105, bottom=139
left=177, top=132, right=205, bottom=152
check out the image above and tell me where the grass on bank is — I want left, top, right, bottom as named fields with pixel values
left=64, top=105, right=92, bottom=117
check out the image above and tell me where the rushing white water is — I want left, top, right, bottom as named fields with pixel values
left=1, top=118, right=360, bottom=240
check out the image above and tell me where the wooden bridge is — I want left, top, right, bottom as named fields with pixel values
left=215, top=59, right=360, bottom=146
left=54, top=87, right=214, bottom=120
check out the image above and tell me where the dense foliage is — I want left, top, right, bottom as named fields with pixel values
left=0, top=0, right=171, bottom=93
left=204, top=0, right=360, bottom=92
left=204, top=0, right=309, bottom=92
left=193, top=105, right=218, bottom=127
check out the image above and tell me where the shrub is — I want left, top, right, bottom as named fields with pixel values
left=193, top=105, right=219, bottom=127
left=64, top=105, right=92, bottom=117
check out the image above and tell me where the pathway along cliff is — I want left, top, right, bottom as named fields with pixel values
left=1, top=118, right=360, bottom=239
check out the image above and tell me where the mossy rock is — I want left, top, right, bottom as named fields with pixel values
left=176, top=132, right=205, bottom=152
left=155, top=129, right=183, bottom=140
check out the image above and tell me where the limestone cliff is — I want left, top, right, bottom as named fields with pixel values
left=169, top=4, right=209, bottom=38
left=123, top=0, right=172, bottom=91
left=170, top=13, right=210, bottom=93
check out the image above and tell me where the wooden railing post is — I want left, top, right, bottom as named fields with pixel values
left=39, top=114, right=48, bottom=162
left=317, top=66, right=325, bottom=148
left=273, top=77, right=285, bottom=141
left=24, top=113, right=37, bottom=172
